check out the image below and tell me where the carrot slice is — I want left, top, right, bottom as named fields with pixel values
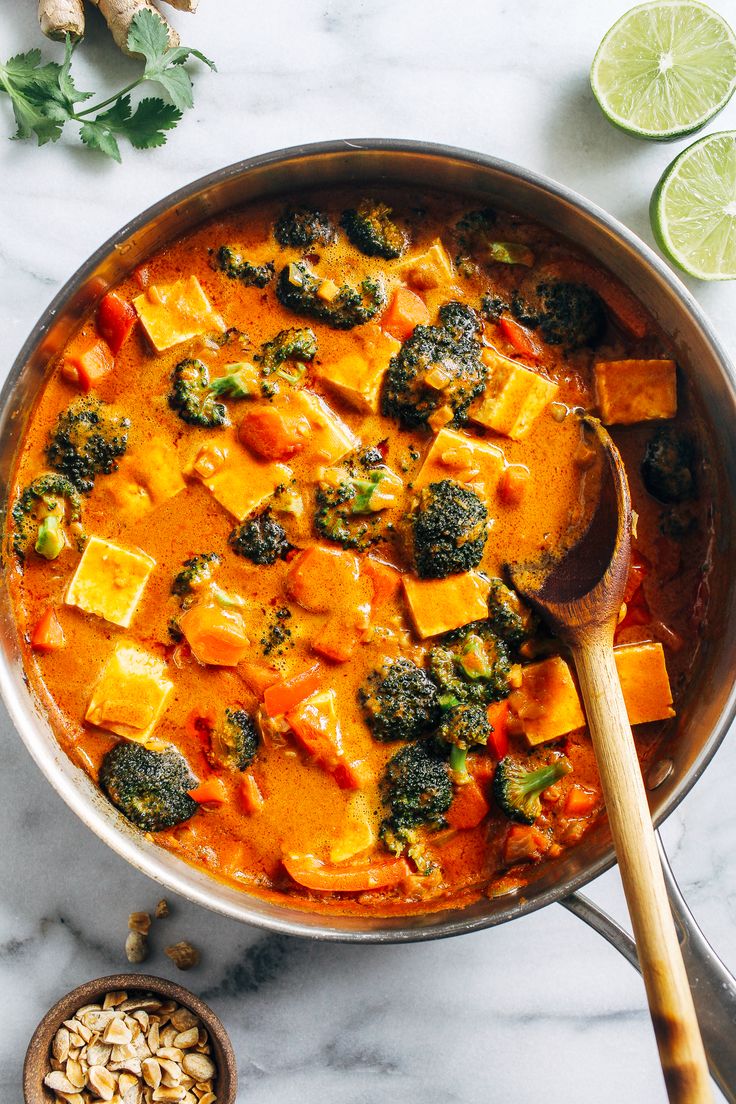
left=30, top=608, right=65, bottom=652
left=239, top=404, right=310, bottom=460
left=362, top=556, right=401, bottom=613
left=381, top=286, right=430, bottom=341
left=263, top=664, right=322, bottom=717
left=188, top=777, right=228, bottom=805
left=283, top=853, right=411, bottom=892
left=180, top=603, right=250, bottom=667
left=446, top=778, right=490, bottom=830
left=503, top=824, right=550, bottom=865
left=239, top=660, right=281, bottom=698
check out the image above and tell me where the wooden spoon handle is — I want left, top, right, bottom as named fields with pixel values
left=571, top=636, right=712, bottom=1103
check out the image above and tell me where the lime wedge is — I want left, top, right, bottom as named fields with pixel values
left=591, top=1, right=736, bottom=140
left=651, top=131, right=736, bottom=279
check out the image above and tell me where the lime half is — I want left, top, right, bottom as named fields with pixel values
left=651, top=131, right=736, bottom=279
left=591, top=1, right=736, bottom=140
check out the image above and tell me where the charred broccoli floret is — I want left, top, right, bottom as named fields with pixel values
left=12, top=474, right=85, bottom=559
left=437, top=703, right=491, bottom=752
left=455, top=208, right=498, bottom=253
left=276, top=262, right=385, bottom=330
left=480, top=294, right=508, bottom=322
left=168, top=359, right=229, bottom=428
left=359, top=657, right=441, bottom=743
left=641, top=428, right=695, bottom=504
left=430, top=624, right=511, bottom=712
left=46, top=398, right=129, bottom=492
left=380, top=741, right=453, bottom=843
left=171, top=553, right=220, bottom=603
left=409, top=479, right=487, bottom=579
left=214, top=246, right=275, bottom=288
left=258, top=327, right=318, bottom=378
left=207, top=708, right=259, bottom=772
left=314, top=470, right=389, bottom=550
left=512, top=279, right=605, bottom=349
left=341, top=199, right=408, bottom=259
left=487, top=578, right=535, bottom=651
left=99, top=742, right=197, bottom=832
left=381, top=301, right=487, bottom=428
left=493, top=756, right=572, bottom=825
left=274, top=205, right=334, bottom=249
left=229, top=510, right=290, bottom=565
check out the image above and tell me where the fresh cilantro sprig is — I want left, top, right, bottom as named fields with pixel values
left=0, top=10, right=215, bottom=162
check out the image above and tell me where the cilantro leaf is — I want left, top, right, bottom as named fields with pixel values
left=123, top=97, right=182, bottom=148
left=57, top=38, right=93, bottom=108
left=125, top=9, right=172, bottom=66
left=0, top=50, right=69, bottom=143
left=79, top=119, right=122, bottom=162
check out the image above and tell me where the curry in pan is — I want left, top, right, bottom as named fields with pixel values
left=6, top=189, right=710, bottom=914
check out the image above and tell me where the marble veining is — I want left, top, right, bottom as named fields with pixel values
left=1, top=1, right=736, bottom=1100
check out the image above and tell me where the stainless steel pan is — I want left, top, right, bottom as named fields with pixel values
left=2, top=140, right=735, bottom=1096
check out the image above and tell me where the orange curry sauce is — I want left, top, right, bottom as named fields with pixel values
left=6, top=188, right=710, bottom=915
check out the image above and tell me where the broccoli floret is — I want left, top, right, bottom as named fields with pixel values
left=480, top=294, right=508, bottom=322
left=430, top=629, right=511, bottom=712
left=493, top=756, right=572, bottom=824
left=380, top=741, right=453, bottom=836
left=168, top=359, right=229, bottom=428
left=381, top=301, right=487, bottom=428
left=359, top=656, right=441, bottom=743
left=207, top=708, right=259, bottom=772
left=99, top=742, right=197, bottom=832
left=208, top=364, right=260, bottom=399
left=229, top=510, right=290, bottom=565
left=437, top=703, right=491, bottom=751
left=314, top=470, right=388, bottom=550
left=487, top=578, right=535, bottom=650
left=341, top=199, right=408, bottom=259
left=409, top=479, right=487, bottom=579
left=46, top=398, right=129, bottom=492
left=455, top=208, right=498, bottom=253
left=171, top=553, right=220, bottom=603
left=214, top=246, right=274, bottom=288
left=276, top=262, right=385, bottom=330
left=12, top=474, right=85, bottom=559
left=274, top=205, right=334, bottom=249
left=258, top=327, right=318, bottom=378
left=512, top=280, right=605, bottom=349
left=641, top=428, right=695, bottom=504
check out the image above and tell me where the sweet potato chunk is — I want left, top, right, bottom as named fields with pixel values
left=595, top=359, right=677, bottom=425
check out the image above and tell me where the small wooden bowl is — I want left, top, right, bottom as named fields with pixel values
left=23, top=973, right=237, bottom=1104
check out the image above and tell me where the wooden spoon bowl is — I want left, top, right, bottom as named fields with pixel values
left=23, top=973, right=237, bottom=1104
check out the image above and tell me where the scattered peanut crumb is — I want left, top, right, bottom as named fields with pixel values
left=165, top=941, right=200, bottom=970
left=155, top=898, right=170, bottom=919
left=125, top=929, right=148, bottom=964
left=129, top=910, right=152, bottom=935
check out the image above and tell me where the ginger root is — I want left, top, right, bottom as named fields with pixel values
left=38, top=0, right=85, bottom=39
left=38, top=0, right=198, bottom=54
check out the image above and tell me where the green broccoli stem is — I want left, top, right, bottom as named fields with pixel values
left=519, top=760, right=570, bottom=797
left=449, top=745, right=468, bottom=774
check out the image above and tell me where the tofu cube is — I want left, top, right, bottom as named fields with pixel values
left=402, top=571, right=491, bottom=638
left=289, top=389, right=359, bottom=464
left=399, top=239, right=454, bottom=290
left=516, top=643, right=674, bottom=746
left=108, top=438, right=186, bottom=520
left=413, top=426, right=505, bottom=503
left=86, top=642, right=173, bottom=744
left=133, top=276, right=225, bottom=352
left=595, top=359, right=677, bottom=425
left=317, top=353, right=387, bottom=414
left=614, top=642, right=675, bottom=725
left=471, top=346, right=558, bottom=439
left=66, top=536, right=155, bottom=628
left=187, top=431, right=292, bottom=522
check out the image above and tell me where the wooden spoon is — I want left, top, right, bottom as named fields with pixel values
left=506, top=415, right=712, bottom=1103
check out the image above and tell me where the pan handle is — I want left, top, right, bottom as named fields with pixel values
left=561, top=832, right=736, bottom=1102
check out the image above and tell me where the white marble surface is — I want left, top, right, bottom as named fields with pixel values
left=1, top=1, right=736, bottom=1100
